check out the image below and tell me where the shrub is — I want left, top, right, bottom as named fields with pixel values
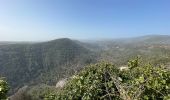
left=45, top=58, right=170, bottom=100
left=0, top=78, right=9, bottom=99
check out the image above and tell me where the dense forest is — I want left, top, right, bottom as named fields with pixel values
left=0, top=35, right=170, bottom=100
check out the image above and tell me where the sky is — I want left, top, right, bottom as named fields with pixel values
left=0, top=0, right=170, bottom=41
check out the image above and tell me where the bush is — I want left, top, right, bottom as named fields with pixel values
left=45, top=58, right=170, bottom=100
left=0, top=78, right=9, bottom=99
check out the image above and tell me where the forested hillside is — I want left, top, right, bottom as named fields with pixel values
left=88, top=35, right=170, bottom=66
left=0, top=38, right=96, bottom=94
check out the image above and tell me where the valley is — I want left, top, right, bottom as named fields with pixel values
left=0, top=35, right=170, bottom=99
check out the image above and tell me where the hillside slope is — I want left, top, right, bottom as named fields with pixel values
left=0, top=38, right=96, bottom=94
left=84, top=35, right=170, bottom=65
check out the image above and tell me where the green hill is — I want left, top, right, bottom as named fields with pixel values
left=0, top=38, right=96, bottom=94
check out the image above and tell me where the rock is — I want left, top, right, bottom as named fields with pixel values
left=119, top=66, right=129, bottom=71
left=56, top=78, right=67, bottom=88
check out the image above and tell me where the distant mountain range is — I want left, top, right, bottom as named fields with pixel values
left=0, top=35, right=170, bottom=95
left=119, top=35, right=170, bottom=45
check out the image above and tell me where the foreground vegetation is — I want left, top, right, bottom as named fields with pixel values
left=1, top=58, right=170, bottom=100
left=0, top=78, right=9, bottom=99
left=45, top=58, right=170, bottom=100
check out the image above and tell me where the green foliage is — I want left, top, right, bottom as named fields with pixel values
left=121, top=58, right=170, bottom=100
left=10, top=84, right=60, bottom=100
left=44, top=93, right=57, bottom=100
left=45, top=58, right=170, bottom=100
left=27, top=84, right=58, bottom=100
left=46, top=62, right=122, bottom=100
left=0, top=79, right=9, bottom=99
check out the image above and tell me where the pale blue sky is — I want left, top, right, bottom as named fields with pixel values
left=0, top=0, right=170, bottom=41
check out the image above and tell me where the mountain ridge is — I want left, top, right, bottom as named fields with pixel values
left=0, top=38, right=96, bottom=94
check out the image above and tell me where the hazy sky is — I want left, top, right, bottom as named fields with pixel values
left=0, top=0, right=170, bottom=41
